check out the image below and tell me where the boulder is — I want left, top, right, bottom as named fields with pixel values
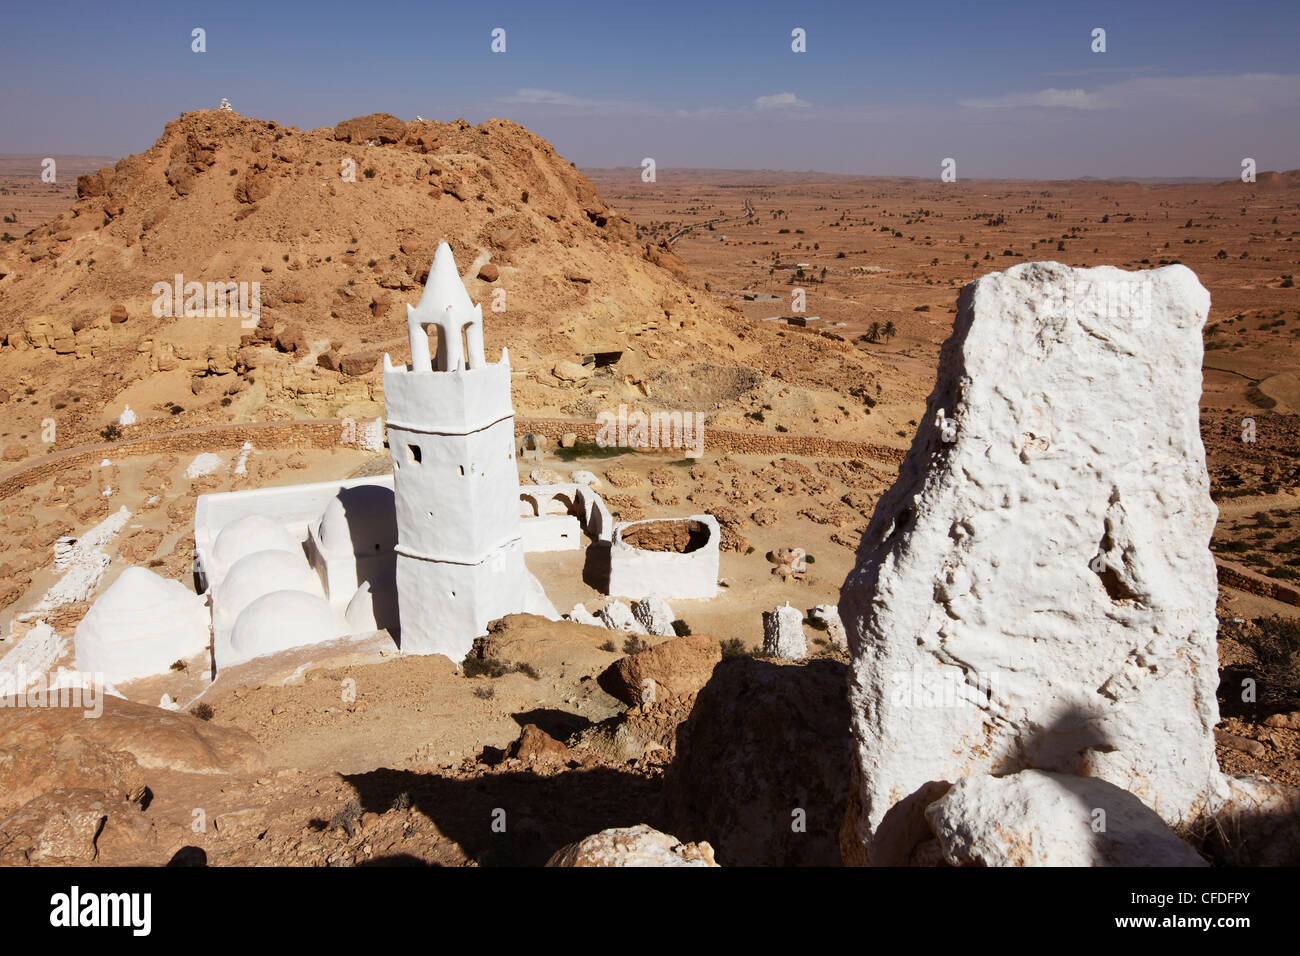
left=0, top=695, right=265, bottom=775
left=564, top=603, right=603, bottom=627
left=596, top=634, right=720, bottom=706
left=924, top=770, right=1207, bottom=867
left=0, top=789, right=122, bottom=864
left=546, top=824, right=717, bottom=867
left=477, top=262, right=499, bottom=282
left=595, top=600, right=646, bottom=635
left=339, top=351, right=378, bottom=377
left=663, top=657, right=852, bottom=866
left=505, top=724, right=571, bottom=766
left=762, top=603, right=806, bottom=660
left=839, top=263, right=1224, bottom=866
left=632, top=596, right=676, bottom=636
left=333, top=113, right=407, bottom=145
left=553, top=359, right=592, bottom=383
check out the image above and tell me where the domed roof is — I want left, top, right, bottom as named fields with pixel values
left=213, top=514, right=300, bottom=570
left=214, top=549, right=324, bottom=635
left=230, top=590, right=335, bottom=662
left=92, top=566, right=201, bottom=620
left=313, top=484, right=397, bottom=556
left=74, top=567, right=210, bottom=684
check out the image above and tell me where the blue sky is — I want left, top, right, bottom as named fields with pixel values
left=2, top=0, right=1298, bottom=177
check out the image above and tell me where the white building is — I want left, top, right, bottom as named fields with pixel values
left=382, top=241, right=555, bottom=660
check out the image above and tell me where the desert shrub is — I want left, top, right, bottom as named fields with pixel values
left=190, top=702, right=214, bottom=721
left=719, top=638, right=749, bottom=659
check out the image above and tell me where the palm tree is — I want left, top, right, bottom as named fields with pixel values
left=866, top=321, right=882, bottom=343
left=883, top=320, right=896, bottom=342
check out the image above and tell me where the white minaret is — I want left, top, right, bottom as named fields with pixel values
left=383, top=241, right=555, bottom=661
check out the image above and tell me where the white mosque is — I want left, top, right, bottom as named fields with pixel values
left=72, top=242, right=720, bottom=685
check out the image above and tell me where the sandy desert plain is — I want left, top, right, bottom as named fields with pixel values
left=0, top=111, right=1296, bottom=866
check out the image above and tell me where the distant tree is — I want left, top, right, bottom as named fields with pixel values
left=883, top=321, right=896, bottom=342
left=865, top=321, right=882, bottom=343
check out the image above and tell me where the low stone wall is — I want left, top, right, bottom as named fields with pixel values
left=514, top=417, right=907, bottom=465
left=1216, top=559, right=1300, bottom=608
left=0, top=414, right=905, bottom=502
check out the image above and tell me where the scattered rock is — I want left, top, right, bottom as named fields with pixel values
left=595, top=600, right=646, bottom=635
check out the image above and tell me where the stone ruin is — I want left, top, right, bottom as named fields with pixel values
left=839, top=262, right=1229, bottom=865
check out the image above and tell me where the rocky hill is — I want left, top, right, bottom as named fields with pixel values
left=0, top=110, right=901, bottom=464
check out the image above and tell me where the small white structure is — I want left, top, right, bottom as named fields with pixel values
left=383, top=241, right=556, bottom=661
left=608, top=515, right=720, bottom=601
left=74, top=567, right=210, bottom=684
left=118, top=405, right=136, bottom=426
left=762, top=603, right=807, bottom=660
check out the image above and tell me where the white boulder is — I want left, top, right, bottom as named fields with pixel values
left=925, top=770, right=1207, bottom=867
left=839, top=263, right=1224, bottom=865
left=632, top=596, right=676, bottom=636
left=762, top=603, right=806, bottom=660
left=596, top=600, right=647, bottom=634
left=566, top=603, right=603, bottom=627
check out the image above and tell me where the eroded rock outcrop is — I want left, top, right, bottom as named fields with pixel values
left=839, top=262, right=1224, bottom=865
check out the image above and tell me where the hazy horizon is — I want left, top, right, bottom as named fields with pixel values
left=2, top=0, right=1298, bottom=179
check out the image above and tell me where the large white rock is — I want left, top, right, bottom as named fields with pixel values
left=762, top=603, right=806, bottom=660
left=839, top=263, right=1224, bottom=865
left=596, top=600, right=647, bottom=634
left=565, top=603, right=603, bottom=627
left=632, top=596, right=676, bottom=636
left=925, top=770, right=1207, bottom=867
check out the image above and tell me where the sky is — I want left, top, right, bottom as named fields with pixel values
left=2, top=0, right=1298, bottom=178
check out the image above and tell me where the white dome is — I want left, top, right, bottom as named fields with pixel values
left=230, top=590, right=336, bottom=662
left=74, top=567, right=210, bottom=684
left=213, top=514, right=300, bottom=571
left=345, top=568, right=399, bottom=635
left=214, top=549, right=324, bottom=636
left=314, top=484, right=397, bottom=556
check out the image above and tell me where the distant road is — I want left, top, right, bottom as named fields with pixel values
left=666, top=198, right=754, bottom=244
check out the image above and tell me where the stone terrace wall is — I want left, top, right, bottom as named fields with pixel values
left=0, top=417, right=905, bottom=502
left=1216, top=559, right=1300, bottom=608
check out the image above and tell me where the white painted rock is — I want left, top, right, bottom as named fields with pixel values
left=632, top=596, right=676, bottom=636
left=117, top=404, right=136, bottom=426
left=839, top=262, right=1224, bottom=865
left=571, top=470, right=601, bottom=488
left=808, top=604, right=847, bottom=649
left=565, top=603, right=603, bottom=627
left=762, top=603, right=806, bottom=660
left=596, top=600, right=647, bottom=634
left=925, top=770, right=1207, bottom=867
left=546, top=824, right=718, bottom=867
